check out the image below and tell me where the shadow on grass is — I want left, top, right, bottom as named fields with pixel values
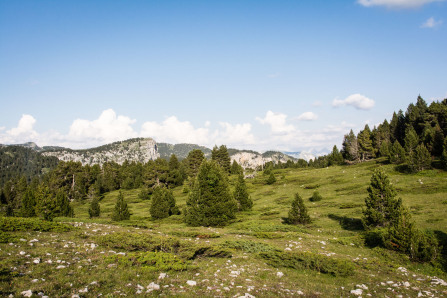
left=434, top=230, right=447, bottom=273
left=328, top=214, right=364, bottom=231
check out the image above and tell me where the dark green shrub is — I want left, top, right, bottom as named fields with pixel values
left=105, top=251, right=192, bottom=271
left=309, top=191, right=322, bottom=202
left=259, top=251, right=354, bottom=277
left=220, top=240, right=279, bottom=253
left=0, top=217, right=73, bottom=232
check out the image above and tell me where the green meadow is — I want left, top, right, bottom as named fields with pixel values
left=2, top=159, right=447, bottom=297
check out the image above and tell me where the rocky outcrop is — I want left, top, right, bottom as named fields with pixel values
left=230, top=151, right=296, bottom=170
left=42, top=138, right=159, bottom=166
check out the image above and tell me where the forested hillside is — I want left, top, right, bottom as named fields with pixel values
left=0, top=146, right=58, bottom=187
left=341, top=96, right=447, bottom=171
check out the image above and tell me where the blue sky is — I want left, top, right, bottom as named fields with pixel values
left=0, top=0, right=446, bottom=153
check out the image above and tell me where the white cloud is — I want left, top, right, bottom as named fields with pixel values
left=0, top=114, right=39, bottom=144
left=332, top=94, right=375, bottom=110
left=217, top=122, right=255, bottom=146
left=141, top=116, right=211, bottom=145
left=312, top=101, right=323, bottom=107
left=421, top=17, right=443, bottom=28
left=297, top=112, right=318, bottom=121
left=357, top=0, right=443, bottom=9
left=256, top=111, right=295, bottom=133
left=68, top=109, right=138, bottom=145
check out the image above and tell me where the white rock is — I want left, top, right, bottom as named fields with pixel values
left=350, top=289, right=363, bottom=296
left=403, top=281, right=410, bottom=287
left=33, top=258, right=40, bottom=264
left=19, top=251, right=26, bottom=255
left=285, top=247, right=292, bottom=251
left=238, top=293, right=255, bottom=298
left=56, top=265, right=66, bottom=269
left=79, top=288, right=88, bottom=293
left=158, top=273, right=167, bottom=279
left=31, top=279, right=39, bottom=283
left=186, top=280, right=197, bottom=286
left=147, top=282, right=160, bottom=290
left=276, top=271, right=284, bottom=278
left=30, top=239, right=39, bottom=243
left=297, top=290, right=304, bottom=295
left=356, top=284, right=368, bottom=290
left=21, top=290, right=33, bottom=297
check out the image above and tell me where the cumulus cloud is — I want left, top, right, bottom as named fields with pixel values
left=68, top=109, right=138, bottom=145
left=297, top=112, right=318, bottom=121
left=0, top=114, right=39, bottom=144
left=217, top=122, right=256, bottom=146
left=421, top=17, right=443, bottom=28
left=332, top=94, right=375, bottom=110
left=256, top=111, right=295, bottom=134
left=357, top=0, right=443, bottom=9
left=141, top=116, right=211, bottom=145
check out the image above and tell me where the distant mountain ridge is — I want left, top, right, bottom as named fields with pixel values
left=2, top=138, right=299, bottom=169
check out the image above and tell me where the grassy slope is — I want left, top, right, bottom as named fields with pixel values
left=2, top=159, right=447, bottom=297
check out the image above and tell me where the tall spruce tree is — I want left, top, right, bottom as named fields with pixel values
left=233, top=174, right=252, bottom=211
left=150, top=186, right=179, bottom=219
left=111, top=191, right=130, bottom=221
left=362, top=168, right=402, bottom=229
left=389, top=141, right=406, bottom=164
left=20, top=189, right=36, bottom=217
left=404, top=125, right=419, bottom=155
left=88, top=196, right=101, bottom=218
left=185, top=149, right=205, bottom=178
left=56, top=191, right=74, bottom=217
left=410, top=144, right=431, bottom=172
left=230, top=160, right=243, bottom=175
left=184, top=160, right=237, bottom=227
left=358, top=125, right=374, bottom=161
left=342, top=129, right=359, bottom=161
left=285, top=193, right=311, bottom=225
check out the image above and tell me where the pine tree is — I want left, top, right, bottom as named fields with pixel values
left=266, top=172, right=276, bottom=185
left=410, top=144, right=431, bottom=172
left=88, top=196, right=101, bottom=218
left=328, top=145, right=343, bottom=165
left=185, top=149, right=205, bottom=178
left=285, top=193, right=311, bottom=225
left=404, top=125, right=419, bottom=155
left=342, top=130, right=359, bottom=161
left=37, top=186, right=58, bottom=221
left=218, top=145, right=231, bottom=173
left=150, top=186, right=179, bottom=219
left=111, top=191, right=130, bottom=221
left=379, top=141, right=390, bottom=158
left=230, top=160, right=243, bottom=175
left=184, top=160, right=237, bottom=227
left=358, top=125, right=374, bottom=161
left=20, top=189, right=36, bottom=217
left=233, top=174, right=253, bottom=211
left=56, top=191, right=74, bottom=217
left=389, top=141, right=405, bottom=164
left=362, top=168, right=402, bottom=229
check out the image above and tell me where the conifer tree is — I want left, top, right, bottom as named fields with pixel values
left=410, top=144, right=431, bottom=172
left=266, top=172, right=276, bottom=185
left=230, top=160, right=243, bottom=175
left=358, top=125, right=374, bottom=161
left=342, top=129, right=359, bottom=161
left=362, top=168, right=402, bottom=229
left=184, top=160, right=237, bottom=227
left=389, top=141, right=406, bottom=164
left=150, top=186, right=179, bottom=219
left=56, top=191, right=74, bottom=217
left=111, top=191, right=130, bottom=221
left=441, top=144, right=447, bottom=170
left=328, top=145, right=343, bottom=165
left=233, top=174, right=252, bottom=211
left=185, top=149, right=205, bottom=178
left=379, top=141, right=390, bottom=157
left=37, top=186, right=58, bottom=221
left=218, top=145, right=231, bottom=173
left=404, top=125, right=419, bottom=155
left=20, top=189, right=36, bottom=217
left=88, top=196, right=101, bottom=218
left=285, top=193, right=311, bottom=225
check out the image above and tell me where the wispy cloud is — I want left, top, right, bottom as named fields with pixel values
left=357, top=0, right=444, bottom=9
left=332, top=94, right=375, bottom=110
left=421, top=17, right=443, bottom=28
